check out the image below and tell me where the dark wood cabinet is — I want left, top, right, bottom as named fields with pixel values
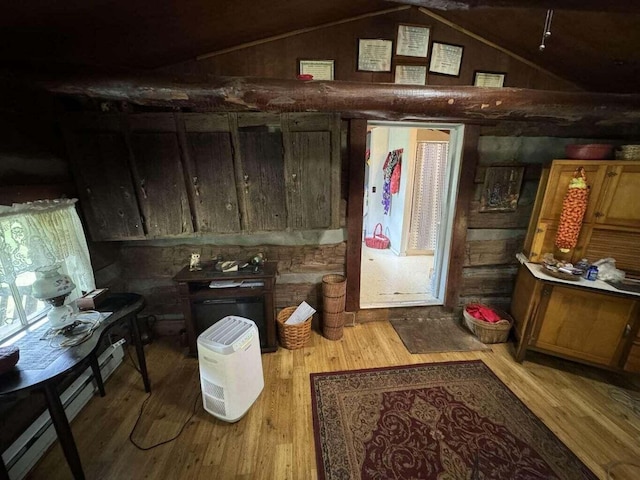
left=63, top=116, right=145, bottom=240
left=62, top=112, right=341, bottom=241
left=174, top=262, right=278, bottom=355
left=128, top=129, right=194, bottom=237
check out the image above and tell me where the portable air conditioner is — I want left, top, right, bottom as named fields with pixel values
left=197, top=315, right=264, bottom=422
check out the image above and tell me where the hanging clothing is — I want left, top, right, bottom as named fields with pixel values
left=382, top=149, right=403, bottom=214
left=390, top=160, right=401, bottom=194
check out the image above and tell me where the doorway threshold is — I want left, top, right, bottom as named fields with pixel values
left=360, top=298, right=442, bottom=309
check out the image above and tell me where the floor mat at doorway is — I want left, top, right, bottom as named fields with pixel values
left=390, top=317, right=491, bottom=353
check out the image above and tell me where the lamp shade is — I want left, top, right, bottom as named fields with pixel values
left=31, top=264, right=75, bottom=302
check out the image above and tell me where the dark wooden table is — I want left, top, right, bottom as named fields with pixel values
left=0, top=293, right=149, bottom=480
left=174, top=261, right=278, bottom=355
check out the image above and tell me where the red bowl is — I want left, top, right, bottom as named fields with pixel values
left=565, top=144, right=614, bottom=160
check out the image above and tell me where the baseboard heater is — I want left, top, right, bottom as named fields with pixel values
left=2, top=344, right=125, bottom=480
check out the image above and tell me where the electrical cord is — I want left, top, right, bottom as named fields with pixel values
left=125, top=344, right=142, bottom=374
left=129, top=386, right=201, bottom=451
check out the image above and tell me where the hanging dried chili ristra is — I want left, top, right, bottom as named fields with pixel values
left=555, top=166, right=589, bottom=253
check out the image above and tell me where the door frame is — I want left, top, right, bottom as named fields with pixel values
left=345, top=119, right=479, bottom=312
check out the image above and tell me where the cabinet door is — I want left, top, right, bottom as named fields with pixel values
left=181, top=114, right=241, bottom=233
left=233, top=114, right=287, bottom=232
left=533, top=284, right=635, bottom=366
left=283, top=114, right=339, bottom=230
left=594, top=164, right=640, bottom=228
left=624, top=330, right=640, bottom=374
left=538, top=161, right=607, bottom=224
left=129, top=132, right=194, bottom=237
left=67, top=132, right=145, bottom=241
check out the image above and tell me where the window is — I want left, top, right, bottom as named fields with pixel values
left=0, top=199, right=95, bottom=342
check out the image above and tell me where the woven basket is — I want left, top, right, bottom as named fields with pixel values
left=322, top=274, right=346, bottom=297
left=277, top=306, right=312, bottom=350
left=615, top=145, right=640, bottom=160
left=364, top=223, right=390, bottom=249
left=322, top=312, right=345, bottom=341
left=462, top=305, right=512, bottom=344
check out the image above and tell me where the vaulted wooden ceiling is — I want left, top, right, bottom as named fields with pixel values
left=0, top=0, right=638, bottom=93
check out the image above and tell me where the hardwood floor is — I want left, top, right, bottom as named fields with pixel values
left=29, top=321, right=640, bottom=479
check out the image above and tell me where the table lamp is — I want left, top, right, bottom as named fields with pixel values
left=31, top=264, right=77, bottom=329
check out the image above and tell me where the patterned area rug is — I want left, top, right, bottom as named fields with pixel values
left=311, top=361, right=597, bottom=480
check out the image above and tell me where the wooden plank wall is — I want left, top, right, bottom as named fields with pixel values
left=117, top=242, right=347, bottom=321
left=161, top=8, right=575, bottom=92
left=458, top=141, right=545, bottom=311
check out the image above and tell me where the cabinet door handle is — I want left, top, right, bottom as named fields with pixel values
left=192, top=176, right=200, bottom=197
left=140, top=179, right=148, bottom=199
left=594, top=211, right=604, bottom=218
left=623, top=323, right=632, bottom=338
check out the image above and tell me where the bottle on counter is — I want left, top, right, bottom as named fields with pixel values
left=586, top=265, right=599, bottom=281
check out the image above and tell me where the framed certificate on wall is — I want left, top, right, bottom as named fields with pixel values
left=429, top=42, right=464, bottom=77
left=395, top=24, right=430, bottom=58
left=394, top=65, right=427, bottom=85
left=474, top=71, right=506, bottom=87
left=357, top=39, right=393, bottom=72
left=299, top=60, right=335, bottom=80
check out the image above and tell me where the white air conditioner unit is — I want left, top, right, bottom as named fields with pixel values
left=197, top=315, right=264, bottom=423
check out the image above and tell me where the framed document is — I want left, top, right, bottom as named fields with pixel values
left=395, top=24, right=430, bottom=58
left=357, top=39, right=393, bottom=72
left=299, top=60, right=335, bottom=80
left=394, top=65, right=427, bottom=85
left=474, top=71, right=506, bottom=87
left=429, top=42, right=464, bottom=77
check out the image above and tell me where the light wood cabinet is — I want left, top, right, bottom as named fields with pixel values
left=511, top=264, right=640, bottom=373
left=524, top=159, right=640, bottom=276
left=63, top=112, right=341, bottom=240
left=592, top=163, right=640, bottom=228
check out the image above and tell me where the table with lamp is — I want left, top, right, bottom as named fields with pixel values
left=0, top=266, right=149, bottom=480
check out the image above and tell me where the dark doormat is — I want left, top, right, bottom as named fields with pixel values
left=390, top=317, right=491, bottom=353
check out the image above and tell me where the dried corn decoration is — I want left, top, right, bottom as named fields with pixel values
left=555, top=167, right=589, bottom=253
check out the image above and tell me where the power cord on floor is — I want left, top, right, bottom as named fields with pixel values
left=129, top=387, right=201, bottom=451
left=125, top=343, right=142, bottom=374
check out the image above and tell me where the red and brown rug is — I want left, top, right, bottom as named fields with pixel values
left=311, top=360, right=597, bottom=480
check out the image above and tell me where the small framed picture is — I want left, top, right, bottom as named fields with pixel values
left=395, top=24, right=430, bottom=58
left=357, top=39, right=393, bottom=72
left=474, top=71, right=506, bottom=87
left=429, top=42, right=464, bottom=77
left=479, top=165, right=525, bottom=212
left=394, top=65, right=427, bottom=85
left=298, top=59, right=335, bottom=80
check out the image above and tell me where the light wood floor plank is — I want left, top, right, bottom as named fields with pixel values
left=27, top=321, right=640, bottom=479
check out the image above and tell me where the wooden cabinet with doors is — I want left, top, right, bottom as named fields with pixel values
left=62, top=114, right=145, bottom=241
left=127, top=114, right=194, bottom=237
left=523, top=159, right=640, bottom=276
left=62, top=112, right=342, bottom=241
left=511, top=263, right=640, bottom=373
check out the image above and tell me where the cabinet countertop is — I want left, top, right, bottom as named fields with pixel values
left=517, top=254, right=640, bottom=298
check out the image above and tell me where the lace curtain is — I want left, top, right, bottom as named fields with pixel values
left=0, top=199, right=95, bottom=297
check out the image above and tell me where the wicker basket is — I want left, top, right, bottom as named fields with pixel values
left=277, top=306, right=312, bottom=350
left=463, top=305, right=512, bottom=344
left=322, top=274, right=346, bottom=312
left=322, top=312, right=345, bottom=341
left=615, top=145, right=640, bottom=160
left=364, top=223, right=390, bottom=249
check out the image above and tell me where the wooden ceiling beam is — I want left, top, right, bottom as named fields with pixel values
left=10, top=72, right=640, bottom=135
left=387, top=0, right=640, bottom=13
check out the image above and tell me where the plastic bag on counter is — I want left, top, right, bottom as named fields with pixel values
left=593, top=257, right=626, bottom=282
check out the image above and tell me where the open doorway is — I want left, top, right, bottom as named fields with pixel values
left=360, top=122, right=464, bottom=308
